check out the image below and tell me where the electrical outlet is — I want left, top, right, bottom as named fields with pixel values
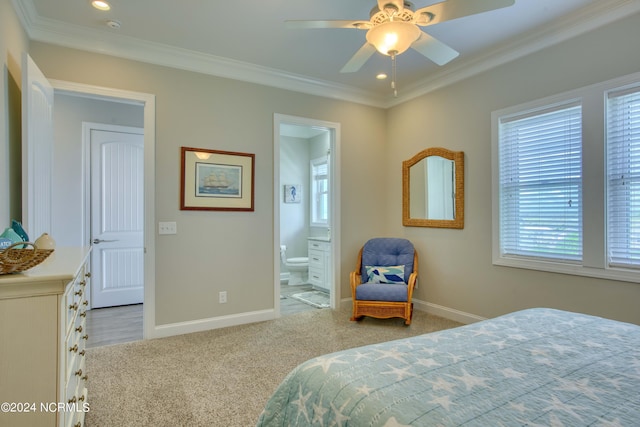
left=219, top=291, right=227, bottom=304
left=158, top=221, right=177, bottom=235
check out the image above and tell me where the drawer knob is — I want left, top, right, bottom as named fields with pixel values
left=75, top=423, right=82, bottom=427
left=85, top=272, right=91, bottom=278
left=69, top=303, right=78, bottom=311
left=75, top=325, right=83, bottom=333
left=79, top=280, right=86, bottom=286
left=78, top=394, right=85, bottom=402
left=69, top=344, right=78, bottom=353
left=75, top=289, right=83, bottom=297
left=81, top=374, right=89, bottom=381
left=80, top=311, right=87, bottom=318
left=82, top=300, right=89, bottom=306
left=75, top=369, right=83, bottom=377
left=68, top=396, right=76, bottom=404
left=82, top=334, right=89, bottom=340
left=79, top=350, right=86, bottom=356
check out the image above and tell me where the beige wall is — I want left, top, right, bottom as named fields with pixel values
left=28, top=42, right=387, bottom=325
left=5, top=3, right=640, bottom=329
left=387, top=12, right=640, bottom=325
left=0, top=0, right=29, bottom=229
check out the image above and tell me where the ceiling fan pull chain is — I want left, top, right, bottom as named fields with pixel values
left=391, top=51, right=398, bottom=97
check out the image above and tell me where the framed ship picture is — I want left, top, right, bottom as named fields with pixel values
left=180, top=147, right=255, bottom=211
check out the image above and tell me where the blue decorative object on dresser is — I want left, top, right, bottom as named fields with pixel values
left=11, top=220, right=29, bottom=242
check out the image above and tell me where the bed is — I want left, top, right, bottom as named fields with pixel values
left=257, top=308, right=640, bottom=426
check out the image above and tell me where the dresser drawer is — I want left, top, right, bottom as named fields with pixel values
left=64, top=288, right=79, bottom=335
left=65, top=387, right=87, bottom=427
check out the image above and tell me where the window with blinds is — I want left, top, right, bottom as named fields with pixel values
left=498, top=102, right=583, bottom=262
left=606, top=85, right=640, bottom=269
left=311, top=157, right=329, bottom=226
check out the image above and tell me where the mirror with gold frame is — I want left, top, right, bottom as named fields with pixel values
left=402, top=147, right=464, bottom=229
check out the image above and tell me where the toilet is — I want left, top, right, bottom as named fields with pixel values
left=280, top=245, right=309, bottom=286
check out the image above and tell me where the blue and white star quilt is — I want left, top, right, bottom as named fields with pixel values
left=257, top=308, right=640, bottom=426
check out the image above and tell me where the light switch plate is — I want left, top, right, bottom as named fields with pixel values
left=158, top=221, right=177, bottom=235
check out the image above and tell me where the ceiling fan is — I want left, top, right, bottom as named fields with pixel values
left=287, top=0, right=515, bottom=95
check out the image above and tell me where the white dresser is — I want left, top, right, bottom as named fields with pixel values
left=308, top=238, right=331, bottom=292
left=0, top=247, right=91, bottom=427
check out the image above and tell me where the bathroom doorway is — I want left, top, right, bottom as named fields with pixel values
left=273, top=114, right=341, bottom=317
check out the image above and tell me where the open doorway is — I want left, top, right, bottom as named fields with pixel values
left=50, top=80, right=156, bottom=344
left=273, top=114, right=341, bottom=317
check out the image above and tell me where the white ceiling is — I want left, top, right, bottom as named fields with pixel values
left=12, top=0, right=640, bottom=107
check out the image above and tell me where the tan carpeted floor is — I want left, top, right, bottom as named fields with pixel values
left=85, top=307, right=463, bottom=427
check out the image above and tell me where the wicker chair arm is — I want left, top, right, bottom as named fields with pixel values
left=350, top=271, right=362, bottom=298
left=406, top=271, right=418, bottom=301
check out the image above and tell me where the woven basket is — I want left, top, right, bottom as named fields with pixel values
left=0, top=242, right=54, bottom=275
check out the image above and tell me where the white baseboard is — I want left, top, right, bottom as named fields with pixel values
left=148, top=299, right=485, bottom=340
left=340, top=297, right=486, bottom=325
left=412, top=299, right=486, bottom=324
left=149, top=309, right=275, bottom=339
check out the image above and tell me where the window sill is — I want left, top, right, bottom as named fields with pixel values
left=493, top=256, right=640, bottom=284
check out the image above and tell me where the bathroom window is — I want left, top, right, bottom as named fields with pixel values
left=311, top=156, right=329, bottom=226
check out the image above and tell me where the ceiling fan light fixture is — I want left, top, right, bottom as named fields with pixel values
left=366, top=21, right=420, bottom=56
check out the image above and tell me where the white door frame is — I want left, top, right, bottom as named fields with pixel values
left=273, top=114, right=341, bottom=315
left=50, top=79, right=156, bottom=340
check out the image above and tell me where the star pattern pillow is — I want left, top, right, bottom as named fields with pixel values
left=365, top=265, right=405, bottom=284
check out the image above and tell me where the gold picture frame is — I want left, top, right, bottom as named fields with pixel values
left=180, top=147, right=255, bottom=211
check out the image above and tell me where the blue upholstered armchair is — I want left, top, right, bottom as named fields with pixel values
left=350, top=238, right=418, bottom=325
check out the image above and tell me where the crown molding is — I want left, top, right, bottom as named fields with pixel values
left=390, top=0, right=640, bottom=107
left=11, top=0, right=388, bottom=108
left=12, top=0, right=640, bottom=109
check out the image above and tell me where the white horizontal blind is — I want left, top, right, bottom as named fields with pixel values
left=499, top=102, right=583, bottom=262
left=606, top=86, right=640, bottom=269
left=311, top=157, right=328, bottom=225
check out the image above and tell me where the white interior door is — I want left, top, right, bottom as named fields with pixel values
left=21, top=53, right=53, bottom=238
left=90, top=125, right=144, bottom=308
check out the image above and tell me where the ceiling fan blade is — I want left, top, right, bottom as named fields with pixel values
left=411, top=31, right=459, bottom=66
left=285, top=20, right=371, bottom=30
left=414, top=0, right=515, bottom=26
left=340, top=43, right=377, bottom=73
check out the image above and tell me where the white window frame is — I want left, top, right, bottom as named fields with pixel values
left=492, top=70, right=640, bottom=283
left=606, top=83, right=640, bottom=270
left=310, top=156, right=329, bottom=227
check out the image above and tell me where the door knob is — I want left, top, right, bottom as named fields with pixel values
left=92, top=238, right=118, bottom=244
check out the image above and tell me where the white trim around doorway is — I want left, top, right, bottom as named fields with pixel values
left=50, top=79, right=157, bottom=340
left=273, top=113, right=341, bottom=316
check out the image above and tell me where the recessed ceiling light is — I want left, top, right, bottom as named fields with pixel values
left=376, top=73, right=388, bottom=80
left=92, top=1, right=111, bottom=11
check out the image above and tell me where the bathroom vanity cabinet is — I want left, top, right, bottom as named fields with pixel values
left=308, top=238, right=331, bottom=292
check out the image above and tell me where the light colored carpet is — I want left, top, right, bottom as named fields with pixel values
left=289, top=290, right=330, bottom=308
left=85, top=307, right=463, bottom=427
